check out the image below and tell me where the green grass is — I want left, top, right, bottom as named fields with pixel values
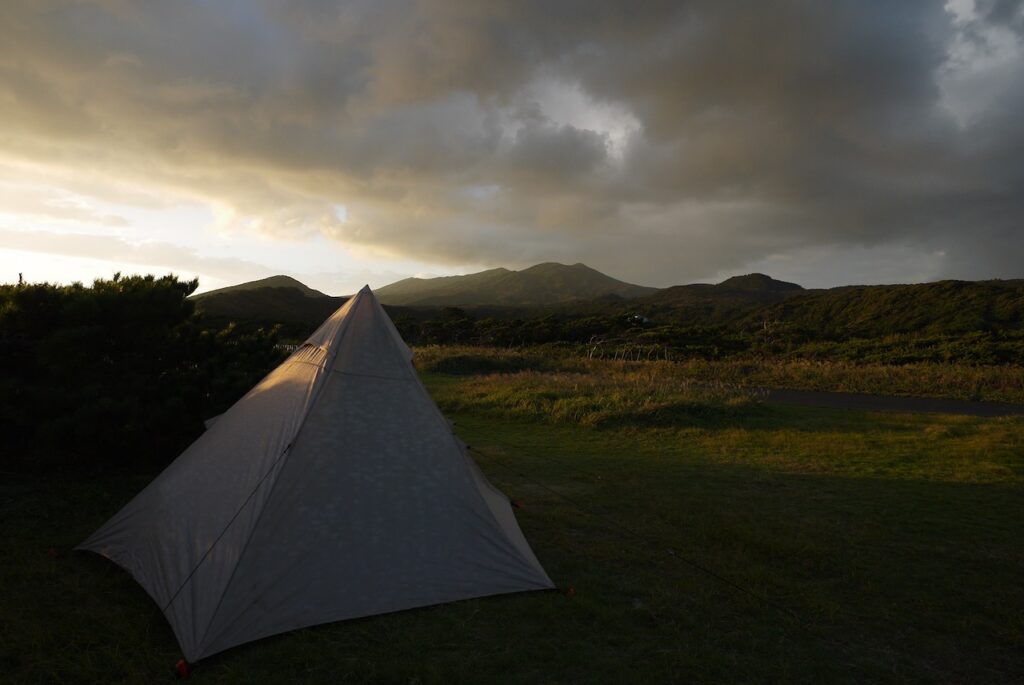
left=672, top=357, right=1024, bottom=404
left=436, top=368, right=757, bottom=428
left=414, top=345, right=1024, bottom=403
left=2, top=359, right=1022, bottom=683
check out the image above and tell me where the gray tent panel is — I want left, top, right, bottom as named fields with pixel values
left=78, top=286, right=552, bottom=661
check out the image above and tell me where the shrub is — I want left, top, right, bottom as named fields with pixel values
left=0, top=275, right=285, bottom=473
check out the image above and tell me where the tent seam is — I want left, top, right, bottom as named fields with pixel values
left=288, top=357, right=414, bottom=382
left=193, top=291, right=365, bottom=655
left=166, top=293, right=359, bottom=654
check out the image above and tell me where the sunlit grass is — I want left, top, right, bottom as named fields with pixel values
left=436, top=367, right=758, bottom=427
left=674, top=357, right=1024, bottom=403
left=414, top=345, right=1024, bottom=403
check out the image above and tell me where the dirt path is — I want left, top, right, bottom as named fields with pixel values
left=761, top=388, right=1024, bottom=417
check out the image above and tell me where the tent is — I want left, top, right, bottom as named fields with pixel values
left=78, top=286, right=553, bottom=662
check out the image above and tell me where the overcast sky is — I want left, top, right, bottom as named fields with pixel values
left=1, top=0, right=1022, bottom=293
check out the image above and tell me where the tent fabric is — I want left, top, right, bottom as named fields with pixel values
left=77, top=286, right=553, bottom=661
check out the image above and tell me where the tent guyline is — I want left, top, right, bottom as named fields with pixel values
left=78, top=286, right=554, bottom=662
left=466, top=443, right=801, bottom=622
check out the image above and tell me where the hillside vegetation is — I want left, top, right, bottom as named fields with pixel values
left=193, top=286, right=346, bottom=328
left=753, top=279, right=1024, bottom=338
left=603, top=272, right=806, bottom=326
left=189, top=269, right=1024, bottom=365
left=375, top=262, right=657, bottom=306
left=393, top=277, right=1024, bottom=364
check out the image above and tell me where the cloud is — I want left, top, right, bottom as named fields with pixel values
left=0, top=181, right=129, bottom=227
left=0, top=228, right=272, bottom=284
left=0, top=0, right=1022, bottom=286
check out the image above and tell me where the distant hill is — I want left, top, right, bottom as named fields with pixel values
left=195, top=275, right=329, bottom=300
left=611, top=273, right=806, bottom=325
left=193, top=279, right=346, bottom=327
left=642, top=273, right=803, bottom=306
left=624, top=276, right=1024, bottom=337
left=190, top=276, right=427, bottom=333
left=190, top=270, right=1024, bottom=346
left=375, top=262, right=657, bottom=306
left=717, top=273, right=803, bottom=294
left=754, top=279, right=1024, bottom=338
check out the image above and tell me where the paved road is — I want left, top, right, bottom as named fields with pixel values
left=761, top=388, right=1024, bottom=417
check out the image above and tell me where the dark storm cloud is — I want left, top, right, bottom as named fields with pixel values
left=499, top=123, right=609, bottom=186
left=1, top=0, right=1022, bottom=285
left=978, top=0, right=1024, bottom=32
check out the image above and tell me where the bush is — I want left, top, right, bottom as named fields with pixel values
left=0, top=274, right=285, bottom=473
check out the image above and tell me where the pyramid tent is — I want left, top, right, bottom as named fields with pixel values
left=78, top=286, right=553, bottom=661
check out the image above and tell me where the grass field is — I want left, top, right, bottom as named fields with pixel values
left=2, top=354, right=1022, bottom=683
left=415, top=346, right=1024, bottom=403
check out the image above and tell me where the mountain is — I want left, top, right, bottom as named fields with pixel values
left=643, top=273, right=804, bottom=306
left=717, top=273, right=803, bottom=294
left=195, top=275, right=329, bottom=299
left=192, top=275, right=345, bottom=326
left=611, top=273, right=807, bottom=325
left=373, top=268, right=513, bottom=306
left=191, top=269, right=1024, bottom=343
left=375, top=262, right=657, bottom=306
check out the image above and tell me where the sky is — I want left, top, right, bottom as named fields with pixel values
left=1, top=0, right=1022, bottom=294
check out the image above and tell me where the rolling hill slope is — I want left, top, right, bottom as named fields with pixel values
left=195, top=275, right=329, bottom=299
left=375, top=262, right=657, bottom=306
left=193, top=283, right=346, bottom=326
left=601, top=273, right=808, bottom=325
left=190, top=269, right=1024, bottom=347
left=754, top=279, right=1024, bottom=337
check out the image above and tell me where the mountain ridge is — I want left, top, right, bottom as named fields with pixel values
left=374, top=262, right=657, bottom=306
left=195, top=275, right=328, bottom=299
left=189, top=268, right=1024, bottom=346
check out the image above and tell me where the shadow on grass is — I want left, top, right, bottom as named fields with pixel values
left=3, top=412, right=1022, bottom=684
left=445, top=400, right=955, bottom=436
